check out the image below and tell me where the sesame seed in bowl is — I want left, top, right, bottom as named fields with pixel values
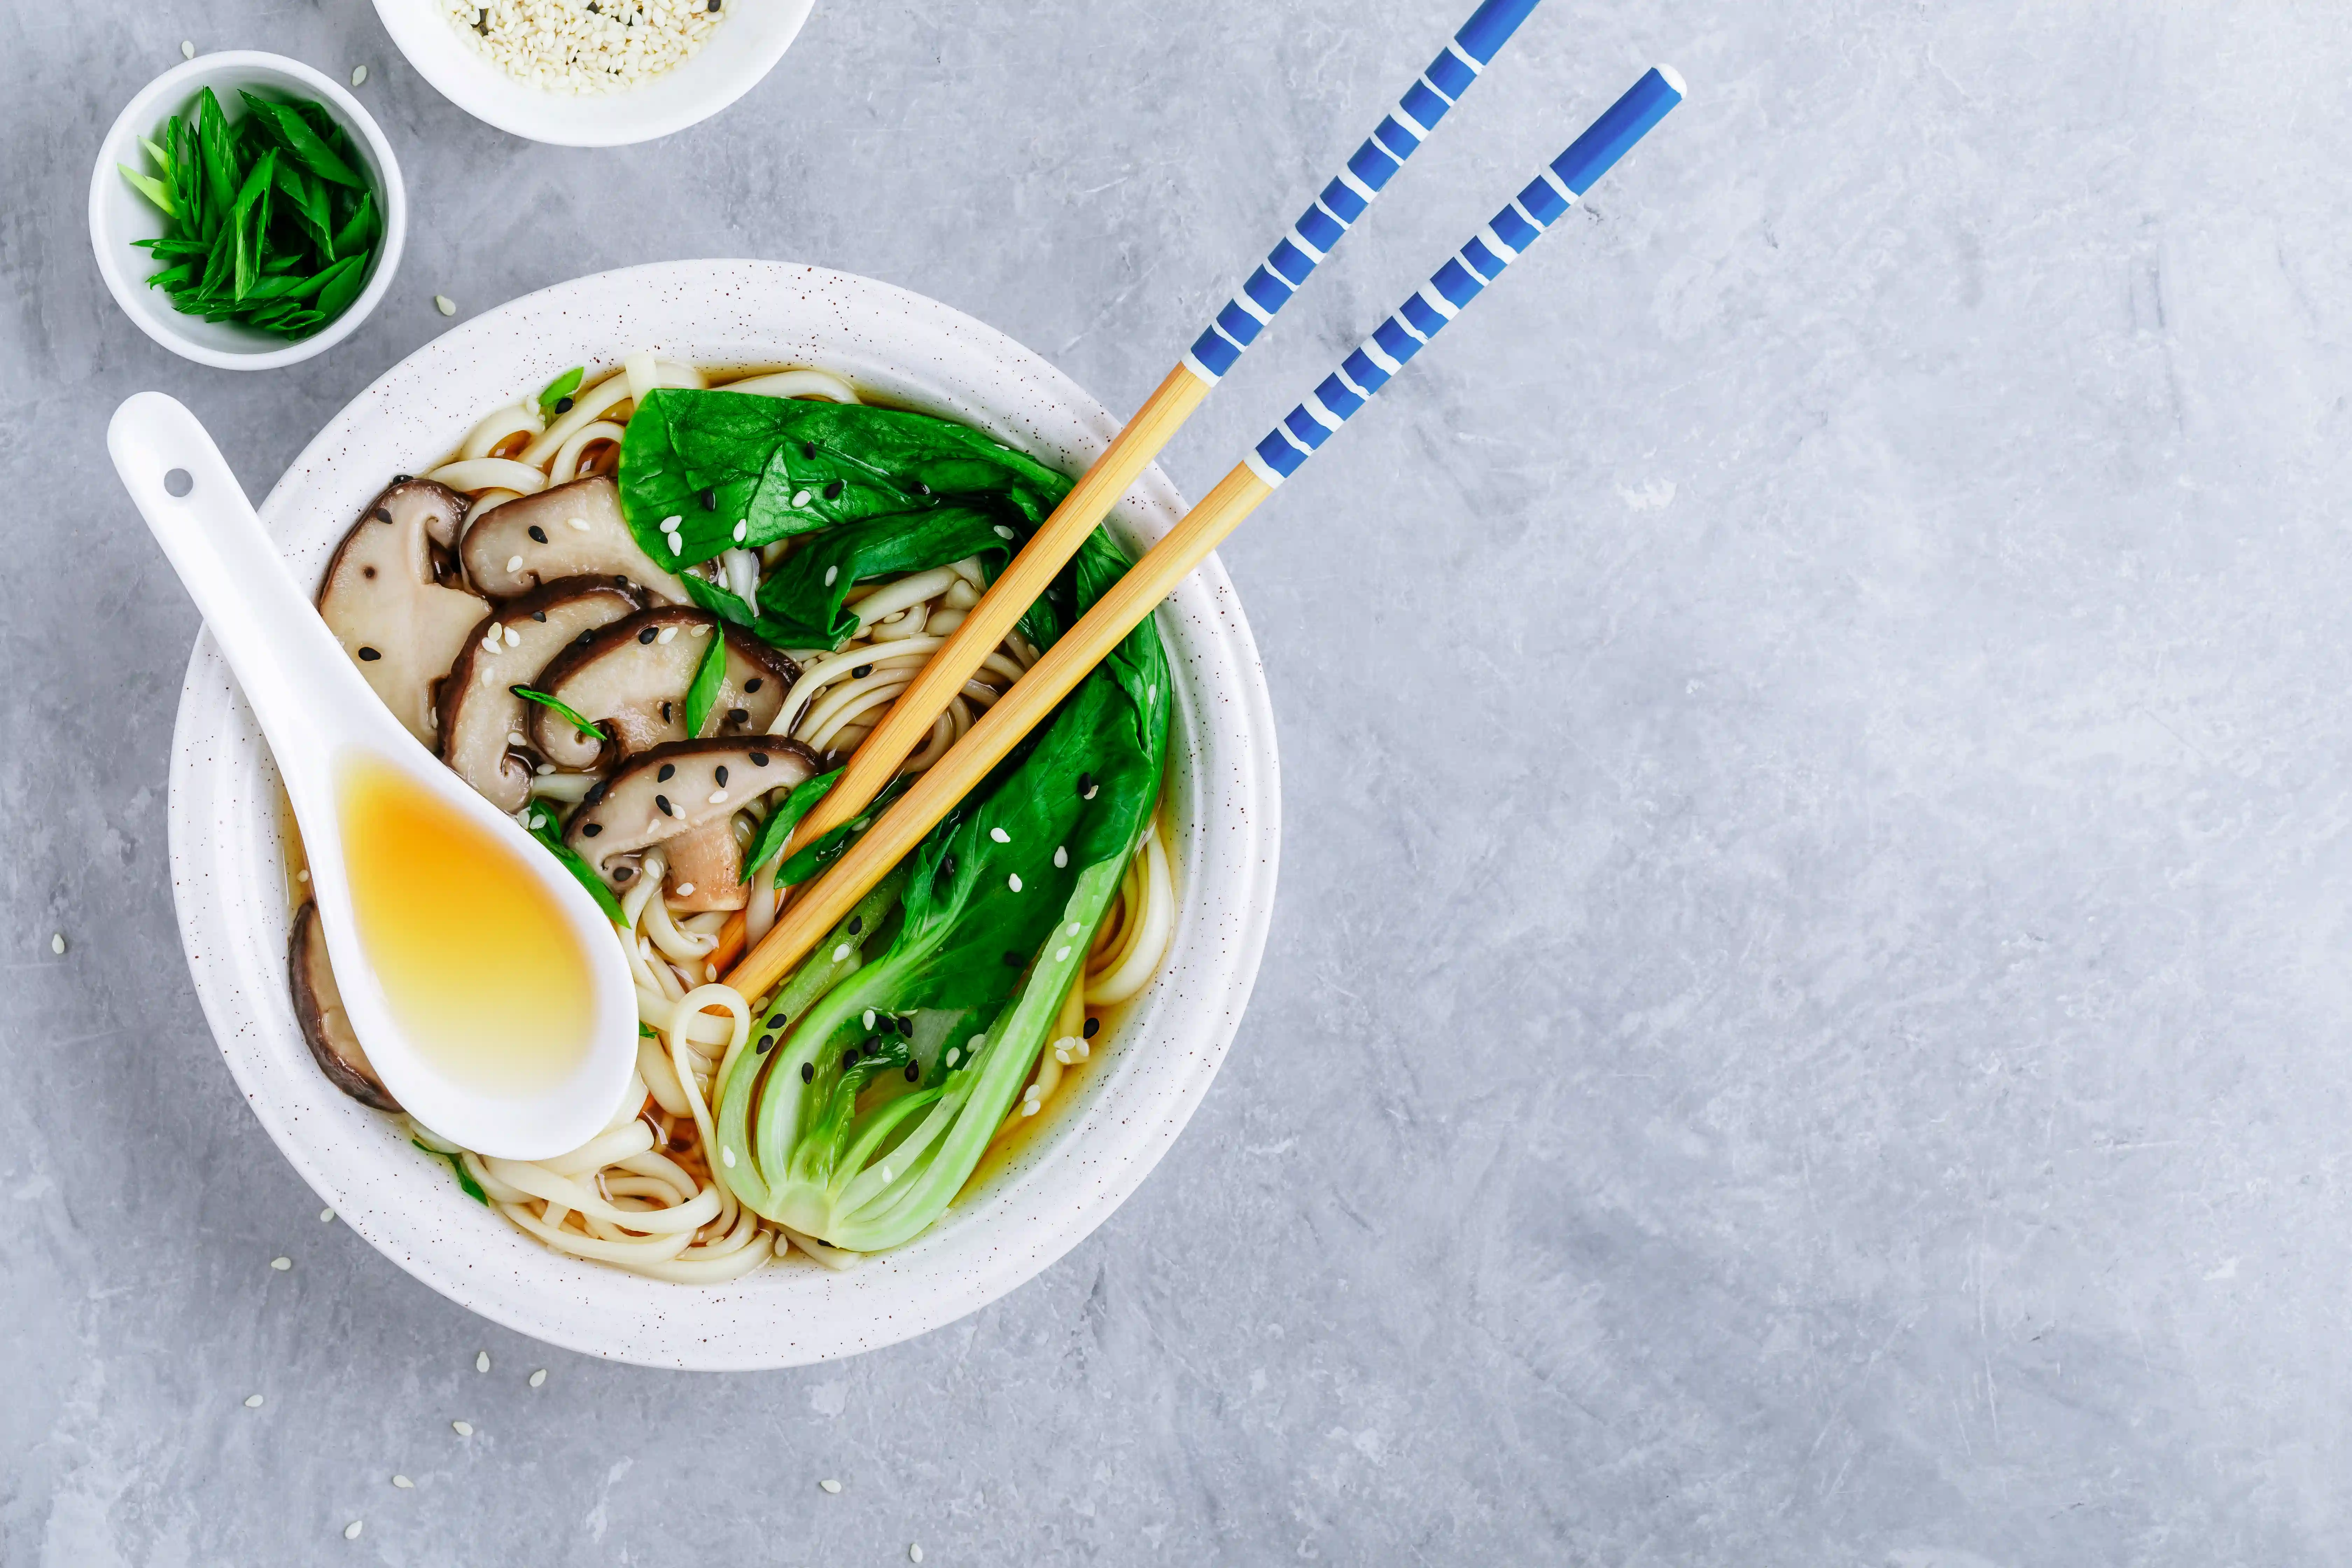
left=373, top=0, right=814, bottom=146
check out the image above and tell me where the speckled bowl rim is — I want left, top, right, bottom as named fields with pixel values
left=166, top=258, right=1280, bottom=1368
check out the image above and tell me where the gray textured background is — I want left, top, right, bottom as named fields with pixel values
left=7, top=1, right=2350, bottom=1563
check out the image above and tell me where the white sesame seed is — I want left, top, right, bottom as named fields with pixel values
left=989, top=826, right=1010, bottom=843
left=733, top=521, right=748, bottom=542
left=507, top=731, right=528, bottom=748
left=1146, top=684, right=1156, bottom=702
left=529, top=1368, right=548, bottom=1388
left=505, top=554, right=524, bottom=572
left=1054, top=1047, right=1071, bottom=1065
left=675, top=882, right=696, bottom=897
left=969, top=1034, right=988, bottom=1050
left=244, top=1393, right=264, bottom=1407
left=452, top=1420, right=474, bottom=1436
left=320, top=1207, right=334, bottom=1223
left=50, top=933, right=65, bottom=954
left=863, top=1009, right=876, bottom=1028
left=1024, top=1082, right=1042, bottom=1101
left=567, top=515, right=591, bottom=532
left=792, top=490, right=812, bottom=508
left=721, top=1145, right=736, bottom=1167
left=690, top=622, right=711, bottom=636
left=945, top=1047, right=960, bottom=1066
left=819, top=1478, right=842, bottom=1494
left=994, top=525, right=1016, bottom=540
left=1007, top=873, right=1022, bottom=892
left=505, top=625, right=522, bottom=647
left=351, top=64, right=368, bottom=86
left=345, top=1520, right=364, bottom=1540
left=297, top=868, right=310, bottom=883
left=444, top=0, right=724, bottom=91
left=393, top=1474, right=413, bottom=1488
left=1054, top=846, right=1068, bottom=868
left=180, top=39, right=195, bottom=58
left=660, top=514, right=683, bottom=530
left=832, top=943, right=852, bottom=962
left=823, top=565, right=838, bottom=587
left=536, top=762, right=554, bottom=775
left=270, top=1256, right=291, bottom=1271
left=656, top=625, right=678, bottom=644
left=1076, top=1040, right=1090, bottom=1059
left=1055, top=946, right=1071, bottom=963
left=1021, top=1100, right=1040, bottom=1116
left=1084, top=785, right=1098, bottom=800
left=435, top=295, right=456, bottom=317
left=475, top=1351, right=490, bottom=1373
left=911, top=1547, right=925, bottom=1563
left=1067, top=921, right=1081, bottom=936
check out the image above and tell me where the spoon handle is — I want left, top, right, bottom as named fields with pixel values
left=108, top=391, right=391, bottom=798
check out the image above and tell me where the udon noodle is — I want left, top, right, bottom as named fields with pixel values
left=335, top=357, right=1175, bottom=1279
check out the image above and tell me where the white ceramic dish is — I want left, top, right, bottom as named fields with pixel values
left=167, top=259, right=1280, bottom=1368
left=89, top=52, right=408, bottom=371
left=373, top=0, right=815, bottom=146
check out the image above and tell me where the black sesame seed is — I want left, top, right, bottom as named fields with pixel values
left=1083, top=1016, right=1099, bottom=1039
left=357, top=646, right=380, bottom=661
left=801, top=441, right=816, bottom=459
left=842, top=1050, right=858, bottom=1071
left=362, top=566, right=377, bottom=579
left=391, top=474, right=413, bottom=483
left=708, top=0, right=720, bottom=10
left=800, top=1060, right=814, bottom=1081
left=657, top=763, right=675, bottom=782
left=638, top=626, right=658, bottom=644
left=897, top=1014, right=914, bottom=1036
left=698, top=488, right=716, bottom=511
left=555, top=394, right=576, bottom=412
left=846, top=915, right=862, bottom=934
left=743, top=677, right=762, bottom=693
left=662, top=701, right=673, bottom=722
left=756, top=1033, right=773, bottom=1051
left=749, top=750, right=769, bottom=766
left=531, top=610, right=547, bottom=622
left=714, top=765, right=729, bottom=785
left=851, top=663, right=873, bottom=679
left=613, top=864, right=631, bottom=880
left=582, top=822, right=602, bottom=837
left=822, top=479, right=844, bottom=500
left=904, top=1062, right=920, bottom=1082
left=578, top=630, right=596, bottom=645
left=1002, top=951, right=1024, bottom=968
left=863, top=1038, right=880, bottom=1057
left=728, top=707, right=749, bottom=725
left=912, top=480, right=932, bottom=497
left=655, top=794, right=673, bottom=816
left=528, top=525, right=548, bottom=543
left=940, top=855, right=957, bottom=878
left=584, top=781, right=608, bottom=805
left=372, top=507, right=393, bottom=524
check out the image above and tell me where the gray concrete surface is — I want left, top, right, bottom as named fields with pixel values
left=7, top=1, right=2351, bottom=1562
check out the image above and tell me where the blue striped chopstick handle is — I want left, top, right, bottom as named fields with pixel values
left=1180, top=0, right=1545, bottom=387
left=1245, top=65, right=1685, bottom=487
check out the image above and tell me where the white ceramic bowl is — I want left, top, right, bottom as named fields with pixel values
left=89, top=52, right=408, bottom=372
left=373, top=0, right=815, bottom=146
left=167, top=259, right=1280, bottom=1368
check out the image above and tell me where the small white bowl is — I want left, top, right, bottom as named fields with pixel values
left=372, top=0, right=815, bottom=147
left=88, top=52, right=408, bottom=372
left=167, top=260, right=1282, bottom=1367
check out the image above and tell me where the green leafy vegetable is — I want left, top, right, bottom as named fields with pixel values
left=772, top=776, right=910, bottom=888
left=522, top=801, right=628, bottom=925
left=742, top=766, right=842, bottom=873
left=511, top=685, right=607, bottom=741
left=710, top=524, right=1170, bottom=1253
left=684, top=623, right=727, bottom=737
left=752, top=506, right=1019, bottom=649
left=413, top=1140, right=490, bottom=1205
left=115, top=86, right=381, bottom=340
left=617, top=388, right=1069, bottom=569
left=538, top=366, right=585, bottom=414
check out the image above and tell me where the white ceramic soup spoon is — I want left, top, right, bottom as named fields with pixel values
left=110, top=391, right=639, bottom=1160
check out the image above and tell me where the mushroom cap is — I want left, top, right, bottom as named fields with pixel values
left=566, top=737, right=821, bottom=912
left=317, top=480, right=487, bottom=747
left=289, top=899, right=400, bottom=1112
left=528, top=607, right=800, bottom=770
left=459, top=475, right=688, bottom=603
left=437, top=576, right=645, bottom=812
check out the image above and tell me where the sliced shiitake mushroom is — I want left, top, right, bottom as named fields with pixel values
left=459, top=475, right=688, bottom=603
left=528, top=607, right=799, bottom=770
left=437, top=576, right=645, bottom=812
left=317, top=479, right=487, bottom=746
left=566, top=737, right=821, bottom=912
left=289, top=899, right=400, bottom=1112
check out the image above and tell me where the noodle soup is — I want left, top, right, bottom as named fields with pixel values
left=291, top=357, right=1177, bottom=1282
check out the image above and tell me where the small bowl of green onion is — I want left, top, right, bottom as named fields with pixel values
left=89, top=51, right=407, bottom=370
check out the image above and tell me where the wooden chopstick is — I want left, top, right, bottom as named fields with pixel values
left=718, top=65, right=1686, bottom=1001
left=700, top=1, right=1552, bottom=976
